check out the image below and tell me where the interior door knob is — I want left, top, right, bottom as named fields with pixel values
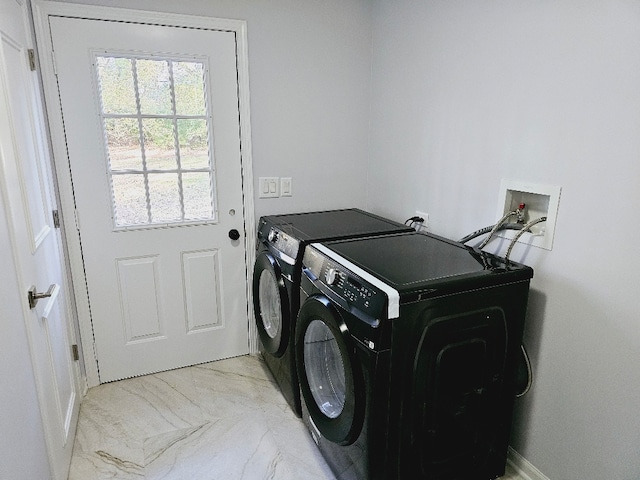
left=28, top=284, right=55, bottom=309
left=228, top=229, right=240, bottom=240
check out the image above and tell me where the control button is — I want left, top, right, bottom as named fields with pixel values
left=325, top=268, right=339, bottom=286
left=267, top=229, right=278, bottom=243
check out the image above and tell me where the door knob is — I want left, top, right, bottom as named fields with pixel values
left=228, top=229, right=241, bottom=240
left=28, top=284, right=55, bottom=309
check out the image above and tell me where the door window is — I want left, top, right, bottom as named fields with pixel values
left=95, top=54, right=215, bottom=228
left=303, top=319, right=346, bottom=419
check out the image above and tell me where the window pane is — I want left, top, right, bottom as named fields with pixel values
left=183, top=172, right=213, bottom=220
left=178, top=119, right=209, bottom=169
left=111, top=174, right=148, bottom=226
left=142, top=118, right=177, bottom=170
left=97, top=53, right=216, bottom=229
left=136, top=59, right=172, bottom=115
left=173, top=61, right=206, bottom=116
left=148, top=173, right=182, bottom=223
left=96, top=57, right=137, bottom=114
left=105, top=118, right=142, bottom=170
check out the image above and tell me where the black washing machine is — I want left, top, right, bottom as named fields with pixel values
left=295, top=232, right=533, bottom=479
left=252, top=209, right=413, bottom=417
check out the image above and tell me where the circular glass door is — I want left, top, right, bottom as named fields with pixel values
left=253, top=251, right=289, bottom=356
left=304, top=319, right=347, bottom=419
left=258, top=268, right=282, bottom=340
left=296, top=295, right=363, bottom=445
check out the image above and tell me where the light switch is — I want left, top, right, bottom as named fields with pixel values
left=281, top=177, right=292, bottom=197
left=259, top=177, right=280, bottom=198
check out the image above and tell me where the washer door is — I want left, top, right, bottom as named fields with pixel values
left=253, top=251, right=290, bottom=356
left=296, top=295, right=364, bottom=446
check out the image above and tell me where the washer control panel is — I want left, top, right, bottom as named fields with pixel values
left=303, top=246, right=387, bottom=321
left=325, top=268, right=339, bottom=286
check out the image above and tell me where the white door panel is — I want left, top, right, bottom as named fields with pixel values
left=49, top=16, right=249, bottom=382
left=0, top=1, right=80, bottom=478
left=1, top=28, right=51, bottom=248
left=182, top=249, right=223, bottom=331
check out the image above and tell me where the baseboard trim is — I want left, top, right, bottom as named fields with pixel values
left=507, top=447, right=550, bottom=480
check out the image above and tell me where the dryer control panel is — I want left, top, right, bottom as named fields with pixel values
left=257, top=219, right=301, bottom=266
left=303, top=245, right=388, bottom=323
left=268, top=228, right=300, bottom=265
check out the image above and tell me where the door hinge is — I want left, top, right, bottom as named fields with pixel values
left=27, top=49, right=36, bottom=71
left=52, top=210, right=60, bottom=228
left=71, top=344, right=79, bottom=361
left=51, top=50, right=58, bottom=76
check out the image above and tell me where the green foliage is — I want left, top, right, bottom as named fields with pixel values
left=98, top=56, right=208, bottom=152
left=97, top=57, right=137, bottom=115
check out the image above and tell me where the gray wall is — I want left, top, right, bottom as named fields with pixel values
left=368, top=1, right=640, bottom=479
left=51, top=0, right=374, bottom=220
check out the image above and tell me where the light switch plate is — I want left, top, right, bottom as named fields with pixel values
left=259, top=177, right=279, bottom=198
left=280, top=177, right=292, bottom=197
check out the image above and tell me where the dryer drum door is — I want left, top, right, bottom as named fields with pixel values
left=296, top=295, right=365, bottom=446
left=253, top=251, right=290, bottom=357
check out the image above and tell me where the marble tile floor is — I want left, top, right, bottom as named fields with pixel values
left=69, top=354, right=523, bottom=480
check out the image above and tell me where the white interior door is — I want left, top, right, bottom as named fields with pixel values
left=48, top=15, right=250, bottom=382
left=0, top=1, right=79, bottom=478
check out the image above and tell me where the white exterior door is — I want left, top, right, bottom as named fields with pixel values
left=47, top=15, right=250, bottom=382
left=0, top=1, right=79, bottom=478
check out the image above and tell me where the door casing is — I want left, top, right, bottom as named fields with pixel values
left=33, top=0, right=258, bottom=386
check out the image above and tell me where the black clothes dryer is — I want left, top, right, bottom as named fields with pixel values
left=252, top=209, right=413, bottom=417
left=295, top=232, right=533, bottom=479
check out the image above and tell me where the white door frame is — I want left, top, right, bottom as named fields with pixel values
left=33, top=0, right=258, bottom=387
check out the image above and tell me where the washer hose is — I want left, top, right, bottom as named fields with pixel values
left=459, top=222, right=523, bottom=244
left=505, top=217, right=547, bottom=263
left=516, top=344, right=533, bottom=398
left=477, top=210, right=519, bottom=249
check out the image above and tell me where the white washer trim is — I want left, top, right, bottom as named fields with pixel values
left=310, top=243, right=400, bottom=319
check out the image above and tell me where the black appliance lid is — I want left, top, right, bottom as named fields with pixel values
left=263, top=208, right=412, bottom=242
left=320, top=232, right=533, bottom=294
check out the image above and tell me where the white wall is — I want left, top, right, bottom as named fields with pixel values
left=0, top=191, right=51, bottom=479
left=49, top=0, right=374, bottom=220
left=368, top=1, right=640, bottom=479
